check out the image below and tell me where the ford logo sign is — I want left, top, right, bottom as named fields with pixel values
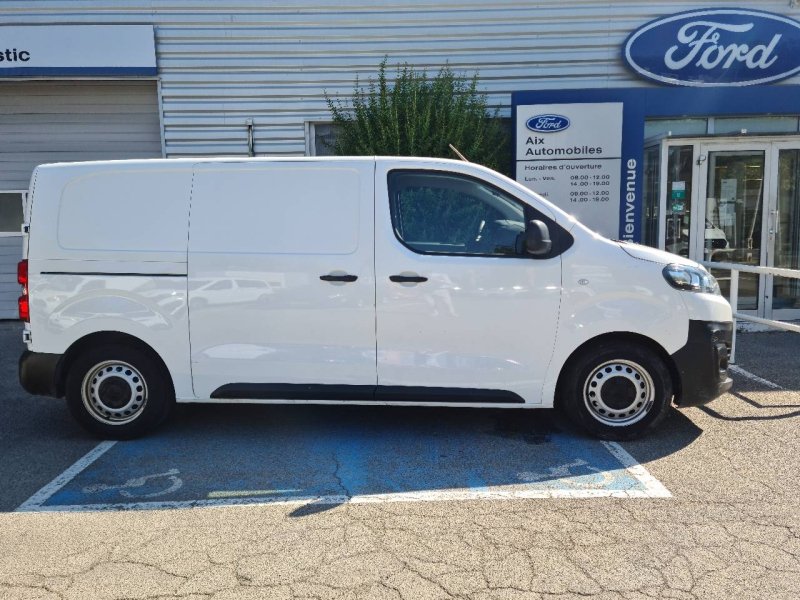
left=526, top=114, right=570, bottom=133
left=624, top=8, right=800, bottom=87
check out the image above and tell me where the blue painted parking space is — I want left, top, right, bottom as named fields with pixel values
left=19, top=406, right=669, bottom=512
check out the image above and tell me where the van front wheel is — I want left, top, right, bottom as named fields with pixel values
left=561, top=342, right=672, bottom=440
left=65, top=344, right=174, bottom=439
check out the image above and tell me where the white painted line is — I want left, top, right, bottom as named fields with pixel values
left=729, top=364, right=783, bottom=389
left=601, top=441, right=672, bottom=498
left=15, top=441, right=117, bottom=512
left=208, top=488, right=301, bottom=499
left=19, top=487, right=671, bottom=513
left=16, top=439, right=670, bottom=513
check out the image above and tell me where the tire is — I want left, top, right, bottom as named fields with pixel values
left=65, top=343, right=175, bottom=440
left=560, top=341, right=673, bottom=441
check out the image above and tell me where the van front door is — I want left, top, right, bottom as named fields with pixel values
left=187, top=161, right=376, bottom=399
left=374, top=163, right=562, bottom=404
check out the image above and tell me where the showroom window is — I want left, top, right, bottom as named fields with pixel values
left=0, top=192, right=24, bottom=237
left=713, top=116, right=800, bottom=135
left=644, top=119, right=708, bottom=139
left=308, top=118, right=512, bottom=157
left=644, top=116, right=800, bottom=139
left=308, top=122, right=340, bottom=156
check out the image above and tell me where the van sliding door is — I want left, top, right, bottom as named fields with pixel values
left=187, top=161, right=377, bottom=399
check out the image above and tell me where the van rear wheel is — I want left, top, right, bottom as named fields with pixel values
left=65, top=344, right=174, bottom=440
left=561, top=341, right=672, bottom=440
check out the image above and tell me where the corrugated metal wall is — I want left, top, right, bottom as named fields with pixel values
left=1, top=1, right=799, bottom=158
left=0, top=81, right=162, bottom=189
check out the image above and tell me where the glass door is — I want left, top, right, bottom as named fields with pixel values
left=658, top=142, right=699, bottom=259
left=659, top=137, right=800, bottom=319
left=768, top=142, right=800, bottom=321
left=641, top=144, right=661, bottom=248
left=697, top=143, right=771, bottom=315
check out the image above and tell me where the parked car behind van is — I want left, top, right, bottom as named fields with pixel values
left=18, top=157, right=733, bottom=440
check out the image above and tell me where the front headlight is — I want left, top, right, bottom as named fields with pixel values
left=662, top=264, right=721, bottom=295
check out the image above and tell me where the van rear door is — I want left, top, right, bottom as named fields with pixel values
left=187, top=160, right=377, bottom=399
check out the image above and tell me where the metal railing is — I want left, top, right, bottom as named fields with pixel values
left=701, top=261, right=800, bottom=364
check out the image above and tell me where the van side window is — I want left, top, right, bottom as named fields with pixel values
left=387, top=171, right=527, bottom=257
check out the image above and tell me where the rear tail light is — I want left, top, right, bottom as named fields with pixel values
left=17, top=259, right=27, bottom=286
left=18, top=295, right=29, bottom=322
left=17, top=259, right=28, bottom=322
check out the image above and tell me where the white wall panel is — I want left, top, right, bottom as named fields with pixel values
left=0, top=1, right=798, bottom=158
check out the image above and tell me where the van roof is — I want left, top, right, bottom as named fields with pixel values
left=34, top=155, right=480, bottom=170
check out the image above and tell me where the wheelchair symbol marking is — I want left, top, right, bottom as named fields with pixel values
left=519, top=459, right=616, bottom=489
left=82, top=469, right=183, bottom=498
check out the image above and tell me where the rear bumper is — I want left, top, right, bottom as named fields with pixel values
left=19, top=350, right=62, bottom=397
left=671, top=320, right=733, bottom=407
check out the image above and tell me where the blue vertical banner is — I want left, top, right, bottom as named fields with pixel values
left=619, top=99, right=646, bottom=243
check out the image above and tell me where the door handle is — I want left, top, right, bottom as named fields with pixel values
left=389, top=274, right=428, bottom=283
left=320, top=274, right=358, bottom=283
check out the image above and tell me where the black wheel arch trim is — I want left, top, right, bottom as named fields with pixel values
left=20, top=331, right=176, bottom=399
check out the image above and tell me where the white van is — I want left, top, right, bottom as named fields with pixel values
left=18, top=157, right=733, bottom=440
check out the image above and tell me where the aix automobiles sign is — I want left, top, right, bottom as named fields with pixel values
left=623, top=8, right=800, bottom=86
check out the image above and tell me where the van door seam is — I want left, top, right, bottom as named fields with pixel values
left=186, top=168, right=197, bottom=398
left=373, top=158, right=379, bottom=386
left=540, top=254, right=564, bottom=407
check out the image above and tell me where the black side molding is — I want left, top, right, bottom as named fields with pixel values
left=212, top=383, right=375, bottom=401
left=375, top=386, right=523, bottom=403
left=211, top=383, right=525, bottom=404
left=40, top=271, right=186, bottom=277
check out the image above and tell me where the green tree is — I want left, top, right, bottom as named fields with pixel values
left=325, top=58, right=510, bottom=175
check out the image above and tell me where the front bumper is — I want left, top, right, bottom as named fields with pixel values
left=19, top=350, right=62, bottom=397
left=671, top=320, right=733, bottom=407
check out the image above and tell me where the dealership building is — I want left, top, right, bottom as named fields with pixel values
left=0, top=1, right=799, bottom=319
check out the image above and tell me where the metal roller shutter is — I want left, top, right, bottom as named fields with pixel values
left=0, top=80, right=162, bottom=319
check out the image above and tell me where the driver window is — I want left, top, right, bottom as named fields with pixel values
left=388, top=171, right=526, bottom=257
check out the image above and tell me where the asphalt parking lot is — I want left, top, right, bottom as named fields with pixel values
left=1, top=321, right=799, bottom=599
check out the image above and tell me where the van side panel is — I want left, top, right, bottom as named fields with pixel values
left=29, top=164, right=192, bottom=264
left=26, top=163, right=194, bottom=400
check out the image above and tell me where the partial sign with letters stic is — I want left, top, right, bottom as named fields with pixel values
left=0, top=26, right=156, bottom=76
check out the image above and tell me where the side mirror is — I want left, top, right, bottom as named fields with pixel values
left=526, top=220, right=552, bottom=256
